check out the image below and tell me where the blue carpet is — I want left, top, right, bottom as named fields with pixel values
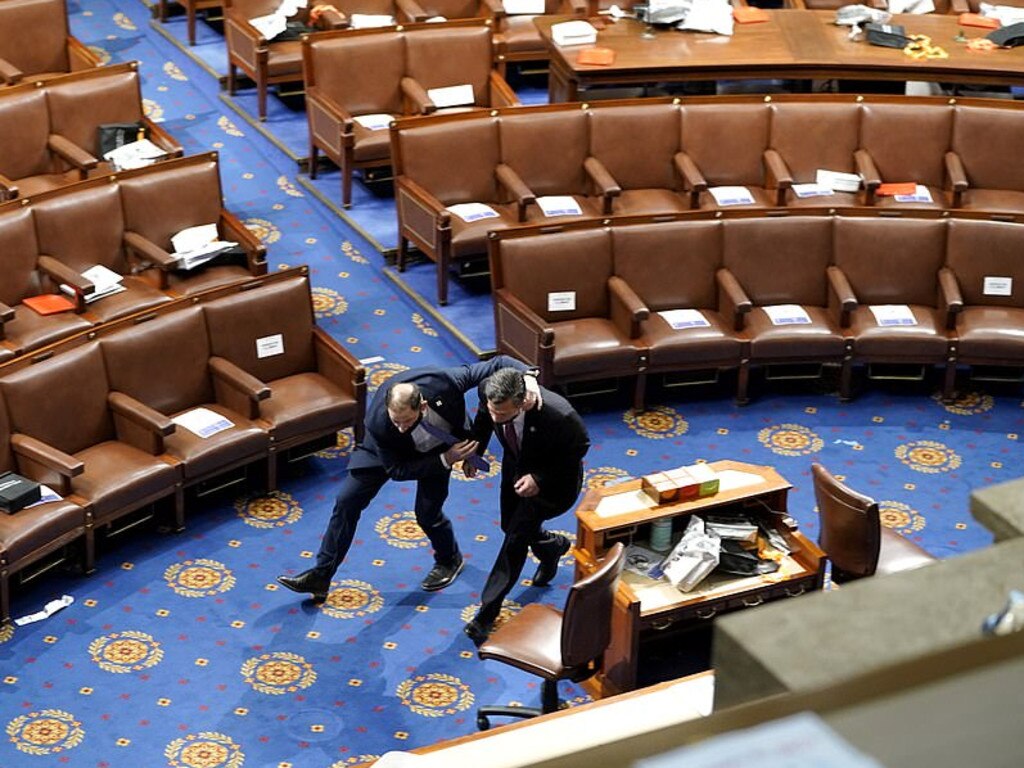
left=0, top=3, right=1018, bottom=766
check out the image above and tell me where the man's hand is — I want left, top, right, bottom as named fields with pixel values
left=461, top=460, right=478, bottom=479
left=523, top=373, right=543, bottom=411
left=444, top=439, right=480, bottom=468
left=513, top=473, right=539, bottom=497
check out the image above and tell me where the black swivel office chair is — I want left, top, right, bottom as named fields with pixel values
left=475, top=542, right=626, bottom=730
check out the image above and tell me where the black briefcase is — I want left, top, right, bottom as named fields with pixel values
left=0, top=471, right=41, bottom=514
left=864, top=23, right=910, bottom=49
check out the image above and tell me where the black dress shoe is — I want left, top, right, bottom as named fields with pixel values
left=421, top=555, right=464, bottom=592
left=531, top=535, right=571, bottom=587
left=463, top=619, right=493, bottom=647
left=277, top=569, right=331, bottom=603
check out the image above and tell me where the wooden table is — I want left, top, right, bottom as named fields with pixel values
left=574, top=460, right=825, bottom=696
left=537, top=11, right=1024, bottom=102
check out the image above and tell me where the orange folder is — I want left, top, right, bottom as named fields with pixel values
left=877, top=182, right=918, bottom=197
left=733, top=7, right=769, bottom=23
left=578, top=47, right=616, bottom=66
left=22, top=294, right=76, bottom=315
left=959, top=13, right=999, bottom=29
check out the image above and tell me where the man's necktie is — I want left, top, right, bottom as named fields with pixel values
left=417, top=419, right=489, bottom=472
left=502, top=420, right=520, bottom=459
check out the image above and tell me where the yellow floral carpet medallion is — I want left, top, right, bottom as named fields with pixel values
left=164, top=559, right=236, bottom=597
left=165, top=731, right=244, bottom=768
left=375, top=511, right=429, bottom=549
left=89, top=630, right=164, bottom=673
left=6, top=709, right=85, bottom=756
left=396, top=673, right=475, bottom=717
left=895, top=440, right=962, bottom=473
left=320, top=579, right=385, bottom=619
left=758, top=423, right=825, bottom=456
left=235, top=490, right=303, bottom=529
left=241, top=651, right=317, bottom=694
left=625, top=405, right=689, bottom=439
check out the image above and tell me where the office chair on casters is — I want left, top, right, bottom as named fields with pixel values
left=811, top=463, right=935, bottom=583
left=475, top=542, right=626, bottom=731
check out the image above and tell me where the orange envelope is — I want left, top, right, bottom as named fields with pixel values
left=22, top=294, right=76, bottom=315
left=733, top=6, right=769, bottom=23
left=877, top=182, right=917, bottom=197
left=958, top=13, right=999, bottom=29
left=578, top=47, right=616, bottom=66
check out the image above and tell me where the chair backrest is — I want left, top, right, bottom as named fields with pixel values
left=859, top=103, right=952, bottom=188
left=560, top=542, right=625, bottom=668
left=811, top=462, right=880, bottom=580
left=680, top=102, right=770, bottom=187
left=306, top=31, right=405, bottom=116
left=499, top=109, right=589, bottom=197
left=0, top=87, right=52, bottom=181
left=32, top=182, right=128, bottom=276
left=946, top=220, right=1024, bottom=308
left=769, top=101, right=859, bottom=182
left=951, top=105, right=1024, bottom=194
left=45, top=65, right=146, bottom=156
left=396, top=117, right=499, bottom=204
left=0, top=0, right=70, bottom=77
left=589, top=103, right=680, bottom=191
left=0, top=205, right=43, bottom=307
left=404, top=25, right=492, bottom=107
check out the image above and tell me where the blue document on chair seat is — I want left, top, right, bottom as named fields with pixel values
left=764, top=305, right=812, bottom=325
left=870, top=305, right=917, bottom=327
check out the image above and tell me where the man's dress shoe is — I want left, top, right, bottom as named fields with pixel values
left=421, top=555, right=464, bottom=592
left=464, top=619, right=493, bottom=647
left=276, top=569, right=331, bottom=603
left=532, top=535, right=571, bottom=587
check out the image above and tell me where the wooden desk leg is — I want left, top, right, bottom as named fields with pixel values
left=547, top=58, right=578, bottom=104
left=600, top=587, right=641, bottom=696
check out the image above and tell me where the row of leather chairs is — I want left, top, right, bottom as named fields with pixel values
left=391, top=94, right=1024, bottom=304
left=0, top=0, right=101, bottom=87
left=0, top=267, right=367, bottom=626
left=488, top=209, right=1024, bottom=407
left=0, top=62, right=184, bottom=200
left=305, top=20, right=519, bottom=207
left=0, top=152, right=267, bottom=363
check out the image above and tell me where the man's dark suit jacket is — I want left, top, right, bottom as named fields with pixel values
left=473, top=383, right=590, bottom=516
left=348, top=356, right=525, bottom=481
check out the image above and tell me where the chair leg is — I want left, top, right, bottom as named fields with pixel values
left=342, top=160, right=352, bottom=209
left=839, top=352, right=853, bottom=402
left=736, top=359, right=750, bottom=406
left=942, top=351, right=957, bottom=403
left=1, top=572, right=9, bottom=630
left=540, top=679, right=560, bottom=714
left=258, top=77, right=268, bottom=122
left=172, top=485, right=185, bottom=533
left=266, top=453, right=278, bottom=493
left=397, top=237, right=409, bottom=272
left=227, top=62, right=237, bottom=95
left=187, top=7, right=197, bottom=45
left=308, top=143, right=319, bottom=179
left=632, top=371, right=647, bottom=412
left=84, top=526, right=96, bottom=575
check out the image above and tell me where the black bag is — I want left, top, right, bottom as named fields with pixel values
left=98, top=121, right=147, bottom=156
left=864, top=23, right=910, bottom=49
left=273, top=20, right=316, bottom=41
left=988, top=21, right=1024, bottom=48
left=0, top=471, right=42, bottom=514
left=715, top=539, right=780, bottom=577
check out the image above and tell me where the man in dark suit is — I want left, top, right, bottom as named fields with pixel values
left=277, top=356, right=530, bottom=601
left=463, top=366, right=590, bottom=645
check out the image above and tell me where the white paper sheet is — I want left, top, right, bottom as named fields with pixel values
left=249, top=12, right=287, bottom=39
left=427, top=83, right=474, bottom=108
left=172, top=223, right=219, bottom=253
left=551, top=20, right=597, bottom=46
left=892, top=184, right=933, bottom=204
left=446, top=202, right=499, bottom=222
left=23, top=484, right=62, bottom=509
left=353, top=113, right=393, bottom=130
left=593, top=488, right=658, bottom=518
left=763, top=304, right=811, bottom=325
left=103, top=138, right=166, bottom=171
left=659, top=309, right=711, bottom=329
left=536, top=196, right=582, bottom=217
left=816, top=169, right=861, bottom=193
left=173, top=407, right=233, bottom=438
left=983, top=276, right=1013, bottom=296
left=15, top=595, right=74, bottom=626
left=869, top=304, right=917, bottom=326
left=256, top=333, right=285, bottom=358
left=792, top=183, right=834, bottom=199
left=503, top=0, right=545, bottom=13
left=709, top=186, right=755, bottom=206
left=547, top=291, right=576, bottom=312
left=350, top=12, right=395, bottom=27
left=888, top=0, right=935, bottom=13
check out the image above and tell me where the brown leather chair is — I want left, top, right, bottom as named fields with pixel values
left=31, top=182, right=174, bottom=323
left=678, top=102, right=774, bottom=211
left=941, top=219, right=1024, bottom=394
left=0, top=0, right=101, bottom=86
left=201, top=272, right=367, bottom=478
left=857, top=102, right=954, bottom=208
left=767, top=100, right=861, bottom=208
left=224, top=0, right=346, bottom=121
left=830, top=217, right=954, bottom=396
left=811, top=463, right=935, bottom=583
left=614, top=220, right=744, bottom=401
left=490, top=226, right=648, bottom=407
left=0, top=389, right=88, bottom=626
left=157, top=0, right=225, bottom=47
left=719, top=217, right=851, bottom=403
left=475, top=542, right=625, bottom=730
left=100, top=306, right=273, bottom=505
left=588, top=102, right=688, bottom=216
left=0, top=204, right=92, bottom=357
left=947, top=104, right=1024, bottom=215
left=490, top=0, right=586, bottom=75
left=0, top=342, right=183, bottom=555
left=118, top=153, right=267, bottom=295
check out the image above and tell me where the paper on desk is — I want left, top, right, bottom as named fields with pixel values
left=594, top=488, right=657, bottom=518
left=372, top=752, right=423, bottom=767
left=353, top=113, right=393, bottom=130
left=981, top=2, right=1024, bottom=25
left=677, top=0, right=735, bottom=36
left=888, top=0, right=934, bottom=13
left=173, top=407, right=233, bottom=438
left=716, top=469, right=766, bottom=492
left=350, top=13, right=396, bottom=27
left=635, top=711, right=884, bottom=768
left=15, top=595, right=74, bottom=626
left=537, top=196, right=582, bottom=217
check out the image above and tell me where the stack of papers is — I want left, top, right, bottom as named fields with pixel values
left=171, top=223, right=238, bottom=271
left=816, top=169, right=861, bottom=193
left=103, top=138, right=166, bottom=171
left=551, top=20, right=598, bottom=46
left=249, top=0, right=307, bottom=38
left=892, top=184, right=933, bottom=204
left=61, top=264, right=126, bottom=303
left=792, top=183, right=834, bottom=199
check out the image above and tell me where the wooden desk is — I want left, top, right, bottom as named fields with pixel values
left=537, top=12, right=1024, bottom=102
left=574, top=460, right=825, bottom=696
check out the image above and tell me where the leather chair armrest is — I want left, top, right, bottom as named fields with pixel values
left=0, top=56, right=22, bottom=85
left=396, top=176, right=450, bottom=225
left=938, top=267, right=964, bottom=331
left=583, top=156, right=621, bottom=215
left=716, top=268, right=752, bottom=332
left=316, top=7, right=348, bottom=28
left=48, top=134, right=99, bottom=173
left=124, top=230, right=178, bottom=269
left=37, top=254, right=94, bottom=311
left=219, top=211, right=268, bottom=275
left=496, top=163, right=536, bottom=222
left=854, top=149, right=880, bottom=205
left=144, top=119, right=184, bottom=159
left=67, top=36, right=101, bottom=70
left=0, top=300, right=15, bottom=325
left=944, top=151, right=968, bottom=208
left=674, top=151, right=708, bottom=209
left=481, top=0, right=506, bottom=18
left=494, top=286, right=556, bottom=352
left=209, top=356, right=271, bottom=420
left=396, top=0, right=429, bottom=21
left=10, top=433, right=84, bottom=496
left=108, top=390, right=175, bottom=455
left=827, top=265, right=858, bottom=329
left=307, top=86, right=355, bottom=132
left=489, top=71, right=520, bottom=107
left=566, top=0, right=588, bottom=14
left=0, top=170, right=18, bottom=201
left=763, top=149, right=793, bottom=207
left=313, top=327, right=367, bottom=441
left=608, top=276, right=650, bottom=340
left=401, top=77, right=436, bottom=115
